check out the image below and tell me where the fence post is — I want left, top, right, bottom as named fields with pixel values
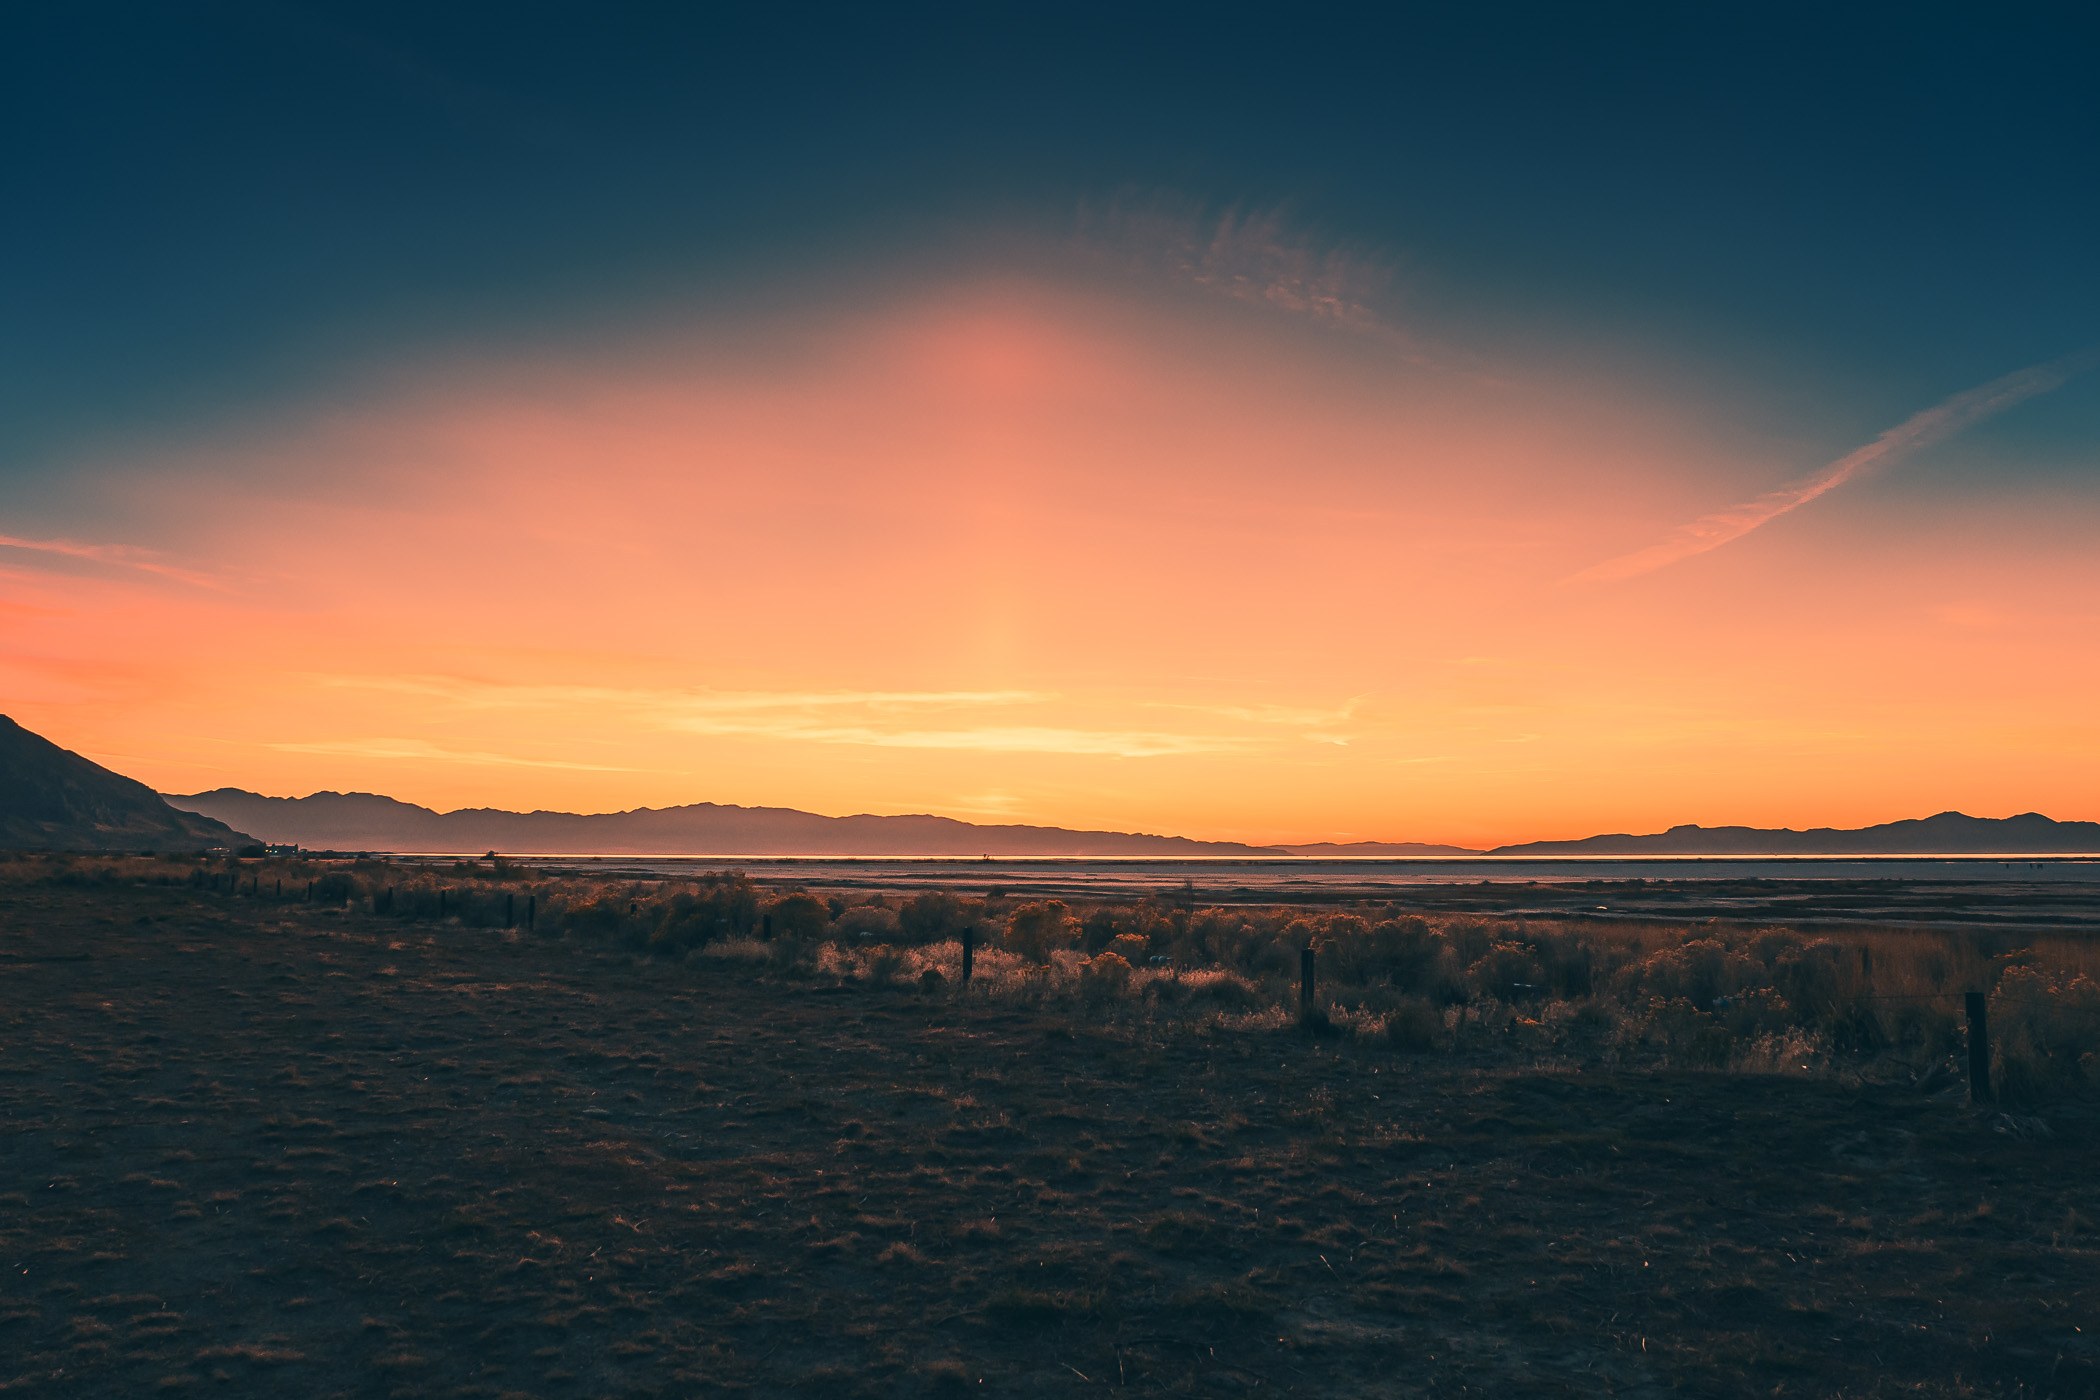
left=1966, top=992, right=1992, bottom=1104
left=274, top=878, right=281, bottom=898
left=527, top=895, right=536, bottom=932
left=962, top=926, right=976, bottom=987
left=305, top=880, right=313, bottom=902
left=1300, top=945, right=1316, bottom=1017
left=506, top=893, right=515, bottom=928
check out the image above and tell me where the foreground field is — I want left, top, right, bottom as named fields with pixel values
left=2, top=883, right=2095, bottom=1397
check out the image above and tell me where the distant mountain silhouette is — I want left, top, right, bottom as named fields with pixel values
left=0, top=716, right=255, bottom=851
left=1492, top=811, right=2100, bottom=856
left=1278, top=841, right=1483, bottom=856
left=161, top=789, right=1292, bottom=857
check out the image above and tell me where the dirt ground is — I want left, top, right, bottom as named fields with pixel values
left=2, top=883, right=2094, bottom=1397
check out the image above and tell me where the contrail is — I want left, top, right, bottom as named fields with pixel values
left=1568, top=348, right=2099, bottom=584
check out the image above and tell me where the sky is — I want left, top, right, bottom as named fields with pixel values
left=3, top=3, right=2097, bottom=847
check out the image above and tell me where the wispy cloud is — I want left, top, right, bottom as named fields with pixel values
left=0, top=534, right=230, bottom=589
left=939, top=791, right=1032, bottom=817
left=1569, top=349, right=2099, bottom=583
left=1146, top=695, right=1366, bottom=747
left=1148, top=697, right=1366, bottom=727
left=265, top=738, right=636, bottom=771
left=319, top=676, right=1049, bottom=714
left=662, top=717, right=1244, bottom=758
left=1077, top=193, right=1402, bottom=337
left=313, top=676, right=1244, bottom=757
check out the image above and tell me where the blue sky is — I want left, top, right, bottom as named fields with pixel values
left=9, top=3, right=2095, bottom=476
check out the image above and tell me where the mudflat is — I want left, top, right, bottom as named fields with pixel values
left=2, top=883, right=2092, bottom=1397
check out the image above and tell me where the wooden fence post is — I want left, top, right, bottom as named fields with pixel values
left=506, top=893, right=516, bottom=928
left=1300, top=946, right=1316, bottom=1017
left=1966, top=992, right=1992, bottom=1104
left=305, top=880, right=313, bottom=902
left=962, top=926, right=976, bottom=987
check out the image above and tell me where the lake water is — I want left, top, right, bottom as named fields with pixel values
left=493, top=853, right=2100, bottom=897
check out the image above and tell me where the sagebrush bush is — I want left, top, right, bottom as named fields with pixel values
left=1992, top=965, right=2100, bottom=1101
left=312, top=872, right=358, bottom=905
left=767, top=892, right=830, bottom=941
left=1005, top=901, right=1074, bottom=964
left=900, top=891, right=974, bottom=943
left=834, top=905, right=901, bottom=941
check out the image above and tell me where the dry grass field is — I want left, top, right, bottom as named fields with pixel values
left=2, top=866, right=2096, bottom=1397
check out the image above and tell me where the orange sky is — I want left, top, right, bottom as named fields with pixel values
left=4, top=270, right=2095, bottom=847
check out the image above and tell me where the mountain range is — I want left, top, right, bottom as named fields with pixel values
left=161, top=788, right=1289, bottom=857
left=1496, top=812, right=2100, bottom=856
left=164, top=787, right=2100, bottom=858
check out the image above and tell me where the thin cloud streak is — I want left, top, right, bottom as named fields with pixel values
left=316, top=675, right=1241, bottom=756
left=265, top=739, right=637, bottom=771
left=664, top=718, right=1248, bottom=758
left=318, top=676, right=1050, bottom=713
left=1145, top=696, right=1368, bottom=728
left=0, top=534, right=230, bottom=590
left=1568, top=349, right=2099, bottom=583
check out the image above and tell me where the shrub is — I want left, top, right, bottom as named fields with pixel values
left=1534, top=930, right=1595, bottom=998
left=1351, top=917, right=1441, bottom=989
left=312, top=872, right=358, bottom=905
left=1108, top=933, right=1150, bottom=964
left=1636, top=997, right=1732, bottom=1066
left=1992, top=965, right=2100, bottom=1103
left=863, top=944, right=907, bottom=985
left=1081, top=951, right=1132, bottom=1004
left=1445, top=920, right=1495, bottom=968
left=1469, top=941, right=1544, bottom=1003
left=1004, top=901, right=1074, bottom=964
left=1619, top=938, right=1757, bottom=1011
left=766, top=892, right=830, bottom=941
left=835, top=905, right=902, bottom=940
left=900, top=891, right=965, bottom=943
left=1383, top=997, right=1440, bottom=1051
left=644, top=879, right=760, bottom=952
left=1177, top=968, right=1259, bottom=1009
left=564, top=894, right=628, bottom=940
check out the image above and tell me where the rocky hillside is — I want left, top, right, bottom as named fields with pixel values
left=0, top=716, right=254, bottom=851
